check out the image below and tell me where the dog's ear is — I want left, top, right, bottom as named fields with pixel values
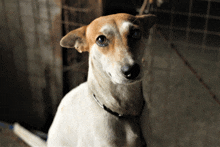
left=136, top=14, right=157, bottom=29
left=136, top=14, right=157, bottom=37
left=60, top=26, right=89, bottom=53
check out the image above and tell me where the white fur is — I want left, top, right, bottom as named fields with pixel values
left=100, top=24, right=116, bottom=37
left=120, top=21, right=133, bottom=34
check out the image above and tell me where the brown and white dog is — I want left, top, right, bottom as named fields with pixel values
left=47, top=13, right=156, bottom=147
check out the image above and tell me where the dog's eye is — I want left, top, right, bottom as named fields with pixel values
left=96, top=35, right=108, bottom=47
left=131, top=29, right=141, bottom=39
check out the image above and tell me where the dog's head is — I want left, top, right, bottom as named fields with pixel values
left=60, top=13, right=156, bottom=85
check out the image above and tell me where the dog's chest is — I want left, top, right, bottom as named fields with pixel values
left=71, top=92, right=144, bottom=146
left=83, top=107, right=144, bottom=146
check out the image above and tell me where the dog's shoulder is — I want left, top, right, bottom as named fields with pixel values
left=47, top=82, right=89, bottom=146
left=63, top=82, right=88, bottom=99
left=58, top=82, right=89, bottom=108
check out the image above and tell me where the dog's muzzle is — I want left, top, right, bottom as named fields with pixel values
left=121, top=63, right=140, bottom=80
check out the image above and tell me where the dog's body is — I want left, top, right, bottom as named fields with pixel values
left=47, top=13, right=155, bottom=147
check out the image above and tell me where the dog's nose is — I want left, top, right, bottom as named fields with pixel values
left=121, top=63, right=140, bottom=79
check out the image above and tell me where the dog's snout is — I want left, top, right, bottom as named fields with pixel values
left=121, top=63, right=140, bottom=80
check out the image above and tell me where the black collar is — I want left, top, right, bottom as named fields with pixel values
left=92, top=93, right=145, bottom=118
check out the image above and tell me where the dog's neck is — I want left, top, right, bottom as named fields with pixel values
left=87, top=56, right=145, bottom=116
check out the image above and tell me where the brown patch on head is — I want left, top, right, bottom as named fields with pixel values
left=86, top=13, right=156, bottom=54
left=86, top=14, right=136, bottom=60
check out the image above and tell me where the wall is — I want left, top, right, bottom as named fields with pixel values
left=0, top=0, right=62, bottom=131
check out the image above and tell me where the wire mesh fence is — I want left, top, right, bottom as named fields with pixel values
left=150, top=0, right=220, bottom=51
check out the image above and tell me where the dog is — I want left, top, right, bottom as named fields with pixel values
left=47, top=13, right=156, bottom=147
